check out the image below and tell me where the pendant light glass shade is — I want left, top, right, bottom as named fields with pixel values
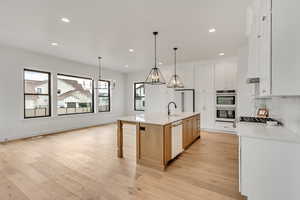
left=144, top=32, right=166, bottom=85
left=145, top=67, right=166, bottom=85
left=167, top=74, right=184, bottom=88
left=167, top=47, right=184, bottom=88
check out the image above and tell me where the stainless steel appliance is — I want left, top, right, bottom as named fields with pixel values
left=239, top=116, right=282, bottom=125
left=215, top=90, right=237, bottom=130
left=216, top=107, right=236, bottom=122
left=216, top=90, right=236, bottom=106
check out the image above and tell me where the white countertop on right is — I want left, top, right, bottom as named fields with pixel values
left=237, top=122, right=300, bottom=144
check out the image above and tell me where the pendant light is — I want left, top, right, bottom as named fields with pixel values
left=95, top=56, right=103, bottom=90
left=144, top=32, right=166, bottom=85
left=167, top=47, right=184, bottom=88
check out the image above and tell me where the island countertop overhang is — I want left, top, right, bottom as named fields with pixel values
left=117, top=112, right=200, bottom=126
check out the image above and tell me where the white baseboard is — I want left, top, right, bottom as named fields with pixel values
left=201, top=128, right=237, bottom=135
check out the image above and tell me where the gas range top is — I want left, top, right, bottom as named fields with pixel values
left=239, top=116, right=277, bottom=124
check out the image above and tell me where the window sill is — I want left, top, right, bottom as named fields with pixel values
left=21, top=111, right=117, bottom=122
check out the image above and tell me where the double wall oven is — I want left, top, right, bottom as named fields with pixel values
left=215, top=90, right=236, bottom=123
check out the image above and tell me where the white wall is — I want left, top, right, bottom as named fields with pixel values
left=0, top=44, right=126, bottom=141
left=255, top=97, right=300, bottom=134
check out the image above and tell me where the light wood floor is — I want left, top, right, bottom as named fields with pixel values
left=0, top=124, right=245, bottom=200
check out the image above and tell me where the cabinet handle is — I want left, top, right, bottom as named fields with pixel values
left=262, top=16, right=266, bottom=21
left=257, top=35, right=262, bottom=39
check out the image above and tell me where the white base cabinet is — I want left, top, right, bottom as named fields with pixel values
left=240, top=136, right=300, bottom=200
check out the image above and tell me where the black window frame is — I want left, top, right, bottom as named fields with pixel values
left=24, top=69, right=51, bottom=119
left=98, top=79, right=111, bottom=112
left=134, top=82, right=145, bottom=111
left=57, top=73, right=94, bottom=116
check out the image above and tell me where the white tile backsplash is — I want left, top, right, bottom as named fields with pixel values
left=256, top=97, right=300, bottom=133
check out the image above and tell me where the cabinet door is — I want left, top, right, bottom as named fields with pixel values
left=195, top=64, right=215, bottom=130
left=186, top=119, right=192, bottom=146
left=247, top=0, right=261, bottom=79
left=195, top=115, right=200, bottom=138
left=215, top=62, right=237, bottom=91
left=139, top=124, right=164, bottom=165
left=259, top=0, right=271, bottom=96
left=241, top=137, right=300, bottom=199
left=214, top=63, right=226, bottom=91
left=192, top=117, right=198, bottom=140
left=182, top=119, right=189, bottom=149
left=272, top=0, right=300, bottom=95
left=197, top=115, right=201, bottom=138
left=188, top=118, right=194, bottom=144
left=164, top=125, right=172, bottom=164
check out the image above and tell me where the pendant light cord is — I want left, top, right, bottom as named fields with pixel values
left=174, top=47, right=178, bottom=80
left=153, top=32, right=158, bottom=68
left=98, top=56, right=102, bottom=80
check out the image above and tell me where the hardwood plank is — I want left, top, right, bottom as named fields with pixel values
left=117, top=120, right=123, bottom=158
left=0, top=123, right=245, bottom=200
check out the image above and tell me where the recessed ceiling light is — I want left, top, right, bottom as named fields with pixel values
left=209, top=28, right=216, bottom=33
left=219, top=52, right=225, bottom=56
left=129, top=49, right=134, bottom=53
left=124, top=65, right=129, bottom=68
left=159, top=62, right=163, bottom=65
left=51, top=42, right=58, bottom=46
left=61, top=17, right=70, bottom=23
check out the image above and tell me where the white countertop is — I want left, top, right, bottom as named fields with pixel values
left=118, top=112, right=200, bottom=125
left=237, top=122, right=300, bottom=144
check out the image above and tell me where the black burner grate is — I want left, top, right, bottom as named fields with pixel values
left=239, top=116, right=278, bottom=124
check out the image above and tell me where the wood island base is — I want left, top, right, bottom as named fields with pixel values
left=117, top=114, right=200, bottom=170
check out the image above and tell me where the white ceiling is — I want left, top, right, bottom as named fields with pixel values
left=0, top=0, right=251, bottom=72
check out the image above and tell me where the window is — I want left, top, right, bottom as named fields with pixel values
left=24, top=69, right=51, bottom=118
left=57, top=74, right=94, bottom=115
left=98, top=80, right=110, bottom=112
left=134, top=82, right=145, bottom=111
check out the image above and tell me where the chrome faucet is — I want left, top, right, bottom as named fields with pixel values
left=168, top=101, right=177, bottom=116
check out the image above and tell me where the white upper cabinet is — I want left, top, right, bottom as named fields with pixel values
left=272, top=0, right=300, bottom=96
left=215, top=61, right=237, bottom=91
left=247, top=0, right=271, bottom=97
left=248, top=0, right=300, bottom=96
left=247, top=1, right=261, bottom=79
left=258, top=0, right=272, bottom=96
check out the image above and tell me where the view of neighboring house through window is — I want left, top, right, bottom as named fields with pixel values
left=98, top=80, right=110, bottom=112
left=24, top=69, right=51, bottom=118
left=57, top=74, right=94, bottom=115
left=134, top=82, right=145, bottom=111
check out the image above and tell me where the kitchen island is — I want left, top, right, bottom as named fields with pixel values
left=117, top=112, right=200, bottom=170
